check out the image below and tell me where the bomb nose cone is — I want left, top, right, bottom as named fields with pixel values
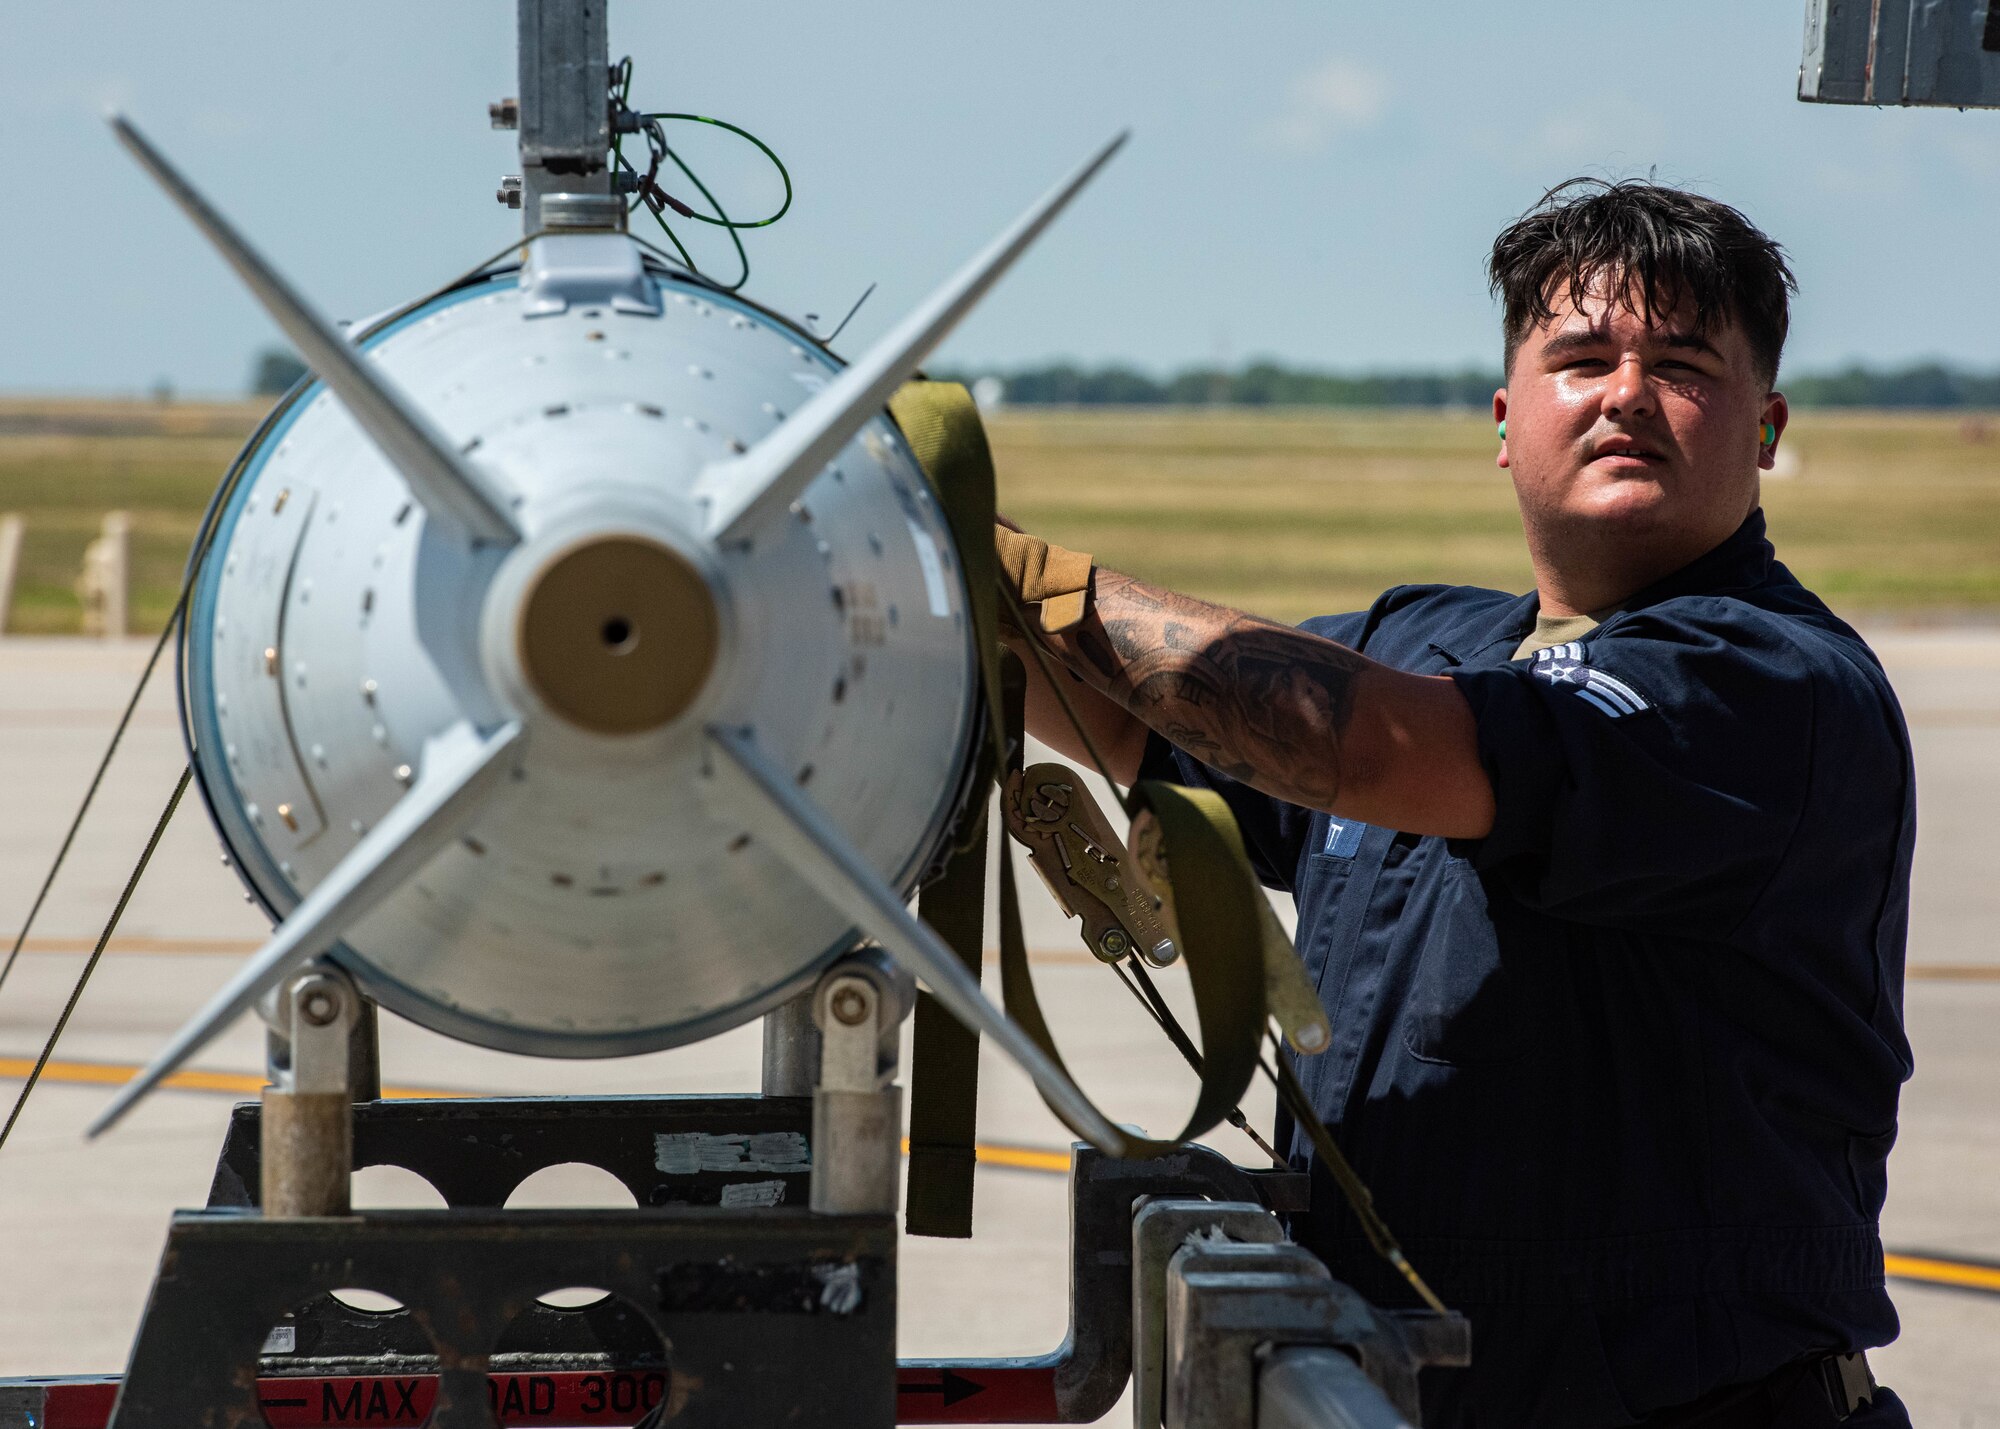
left=516, top=534, right=720, bottom=735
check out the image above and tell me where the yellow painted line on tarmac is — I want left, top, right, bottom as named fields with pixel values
left=954, top=1140, right=1073, bottom=1175
left=1884, top=1252, right=2000, bottom=1295
left=0, top=935, right=265, bottom=955
left=13, top=1055, right=2000, bottom=1290
left=8, top=937, right=2000, bottom=981
left=0, top=1055, right=1066, bottom=1171
left=2, top=938, right=1105, bottom=964
left=0, top=1055, right=464, bottom=1101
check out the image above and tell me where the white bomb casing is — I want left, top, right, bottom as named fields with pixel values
left=189, top=267, right=980, bottom=1056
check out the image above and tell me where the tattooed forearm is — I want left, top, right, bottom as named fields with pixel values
left=1040, top=567, right=1374, bottom=810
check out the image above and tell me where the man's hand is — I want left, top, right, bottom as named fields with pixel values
left=994, top=523, right=1093, bottom=634
left=1036, top=565, right=1496, bottom=839
left=994, top=521, right=1150, bottom=781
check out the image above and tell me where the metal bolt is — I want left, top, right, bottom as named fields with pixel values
left=489, top=97, right=519, bottom=130
left=829, top=984, right=870, bottom=1026
left=497, top=174, right=523, bottom=209
left=300, top=988, right=341, bottom=1026
left=1098, top=928, right=1131, bottom=960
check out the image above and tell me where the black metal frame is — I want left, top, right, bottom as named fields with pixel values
left=110, top=1206, right=895, bottom=1429
left=89, top=1093, right=1321, bottom=1429
left=206, top=1094, right=815, bottom=1211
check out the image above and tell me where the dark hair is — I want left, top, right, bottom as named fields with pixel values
left=1488, top=179, right=1797, bottom=385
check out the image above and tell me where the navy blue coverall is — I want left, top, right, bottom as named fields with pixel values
left=1140, top=512, right=1915, bottom=1427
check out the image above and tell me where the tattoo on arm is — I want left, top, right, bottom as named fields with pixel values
left=1045, top=569, right=1370, bottom=808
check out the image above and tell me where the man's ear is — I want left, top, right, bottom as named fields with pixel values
left=1758, top=392, right=1789, bottom=472
left=1493, top=388, right=1510, bottom=470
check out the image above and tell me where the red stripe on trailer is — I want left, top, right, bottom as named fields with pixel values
left=18, top=1364, right=1065, bottom=1427
left=895, top=1364, right=1061, bottom=1423
left=26, top=1370, right=668, bottom=1429
left=264, top=1368, right=666, bottom=1426
left=39, top=1379, right=119, bottom=1429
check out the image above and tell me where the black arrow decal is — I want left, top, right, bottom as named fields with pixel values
left=897, top=1370, right=986, bottom=1408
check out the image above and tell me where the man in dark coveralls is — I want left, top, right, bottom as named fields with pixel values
left=996, top=181, right=1915, bottom=1428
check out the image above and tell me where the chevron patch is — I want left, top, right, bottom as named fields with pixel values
left=1531, top=642, right=1652, bottom=719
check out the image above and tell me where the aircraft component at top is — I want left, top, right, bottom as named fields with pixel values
left=1800, top=0, right=2000, bottom=108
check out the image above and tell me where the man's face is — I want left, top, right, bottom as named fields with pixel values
left=1494, top=276, right=1785, bottom=592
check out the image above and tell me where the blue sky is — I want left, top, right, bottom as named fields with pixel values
left=7, top=1, right=2000, bottom=394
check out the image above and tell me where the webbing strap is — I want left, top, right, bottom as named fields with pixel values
left=891, top=381, right=1000, bottom=1239
left=995, top=779, right=1266, bottom=1156
left=890, top=380, right=1270, bottom=1173
left=888, top=381, right=1442, bottom=1312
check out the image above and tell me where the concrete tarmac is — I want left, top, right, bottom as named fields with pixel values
left=0, top=631, right=1994, bottom=1424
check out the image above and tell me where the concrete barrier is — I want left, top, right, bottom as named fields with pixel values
left=77, top=510, right=130, bottom=638
left=0, top=515, right=20, bottom=634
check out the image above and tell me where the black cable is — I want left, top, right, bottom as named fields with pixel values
left=0, top=766, right=191, bottom=1157
left=1263, top=1032, right=1447, bottom=1314
left=1109, top=958, right=1285, bottom=1167
left=0, top=585, right=194, bottom=1002
left=820, top=281, right=877, bottom=347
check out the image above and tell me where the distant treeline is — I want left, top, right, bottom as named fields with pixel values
left=938, top=364, right=1503, bottom=408
left=939, top=361, right=2000, bottom=410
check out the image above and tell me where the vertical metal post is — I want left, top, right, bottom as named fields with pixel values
left=261, top=967, right=358, bottom=1217
left=347, top=995, right=382, bottom=1103
left=762, top=992, right=821, bottom=1097
left=1132, top=1202, right=1288, bottom=1429
left=515, top=0, right=611, bottom=235
left=810, top=960, right=903, bottom=1215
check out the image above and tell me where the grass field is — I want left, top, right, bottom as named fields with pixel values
left=992, top=408, right=2000, bottom=624
left=3, top=398, right=1998, bottom=632
left=0, top=399, right=262, bottom=634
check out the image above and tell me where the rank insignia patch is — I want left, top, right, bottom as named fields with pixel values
left=1531, top=642, right=1652, bottom=719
